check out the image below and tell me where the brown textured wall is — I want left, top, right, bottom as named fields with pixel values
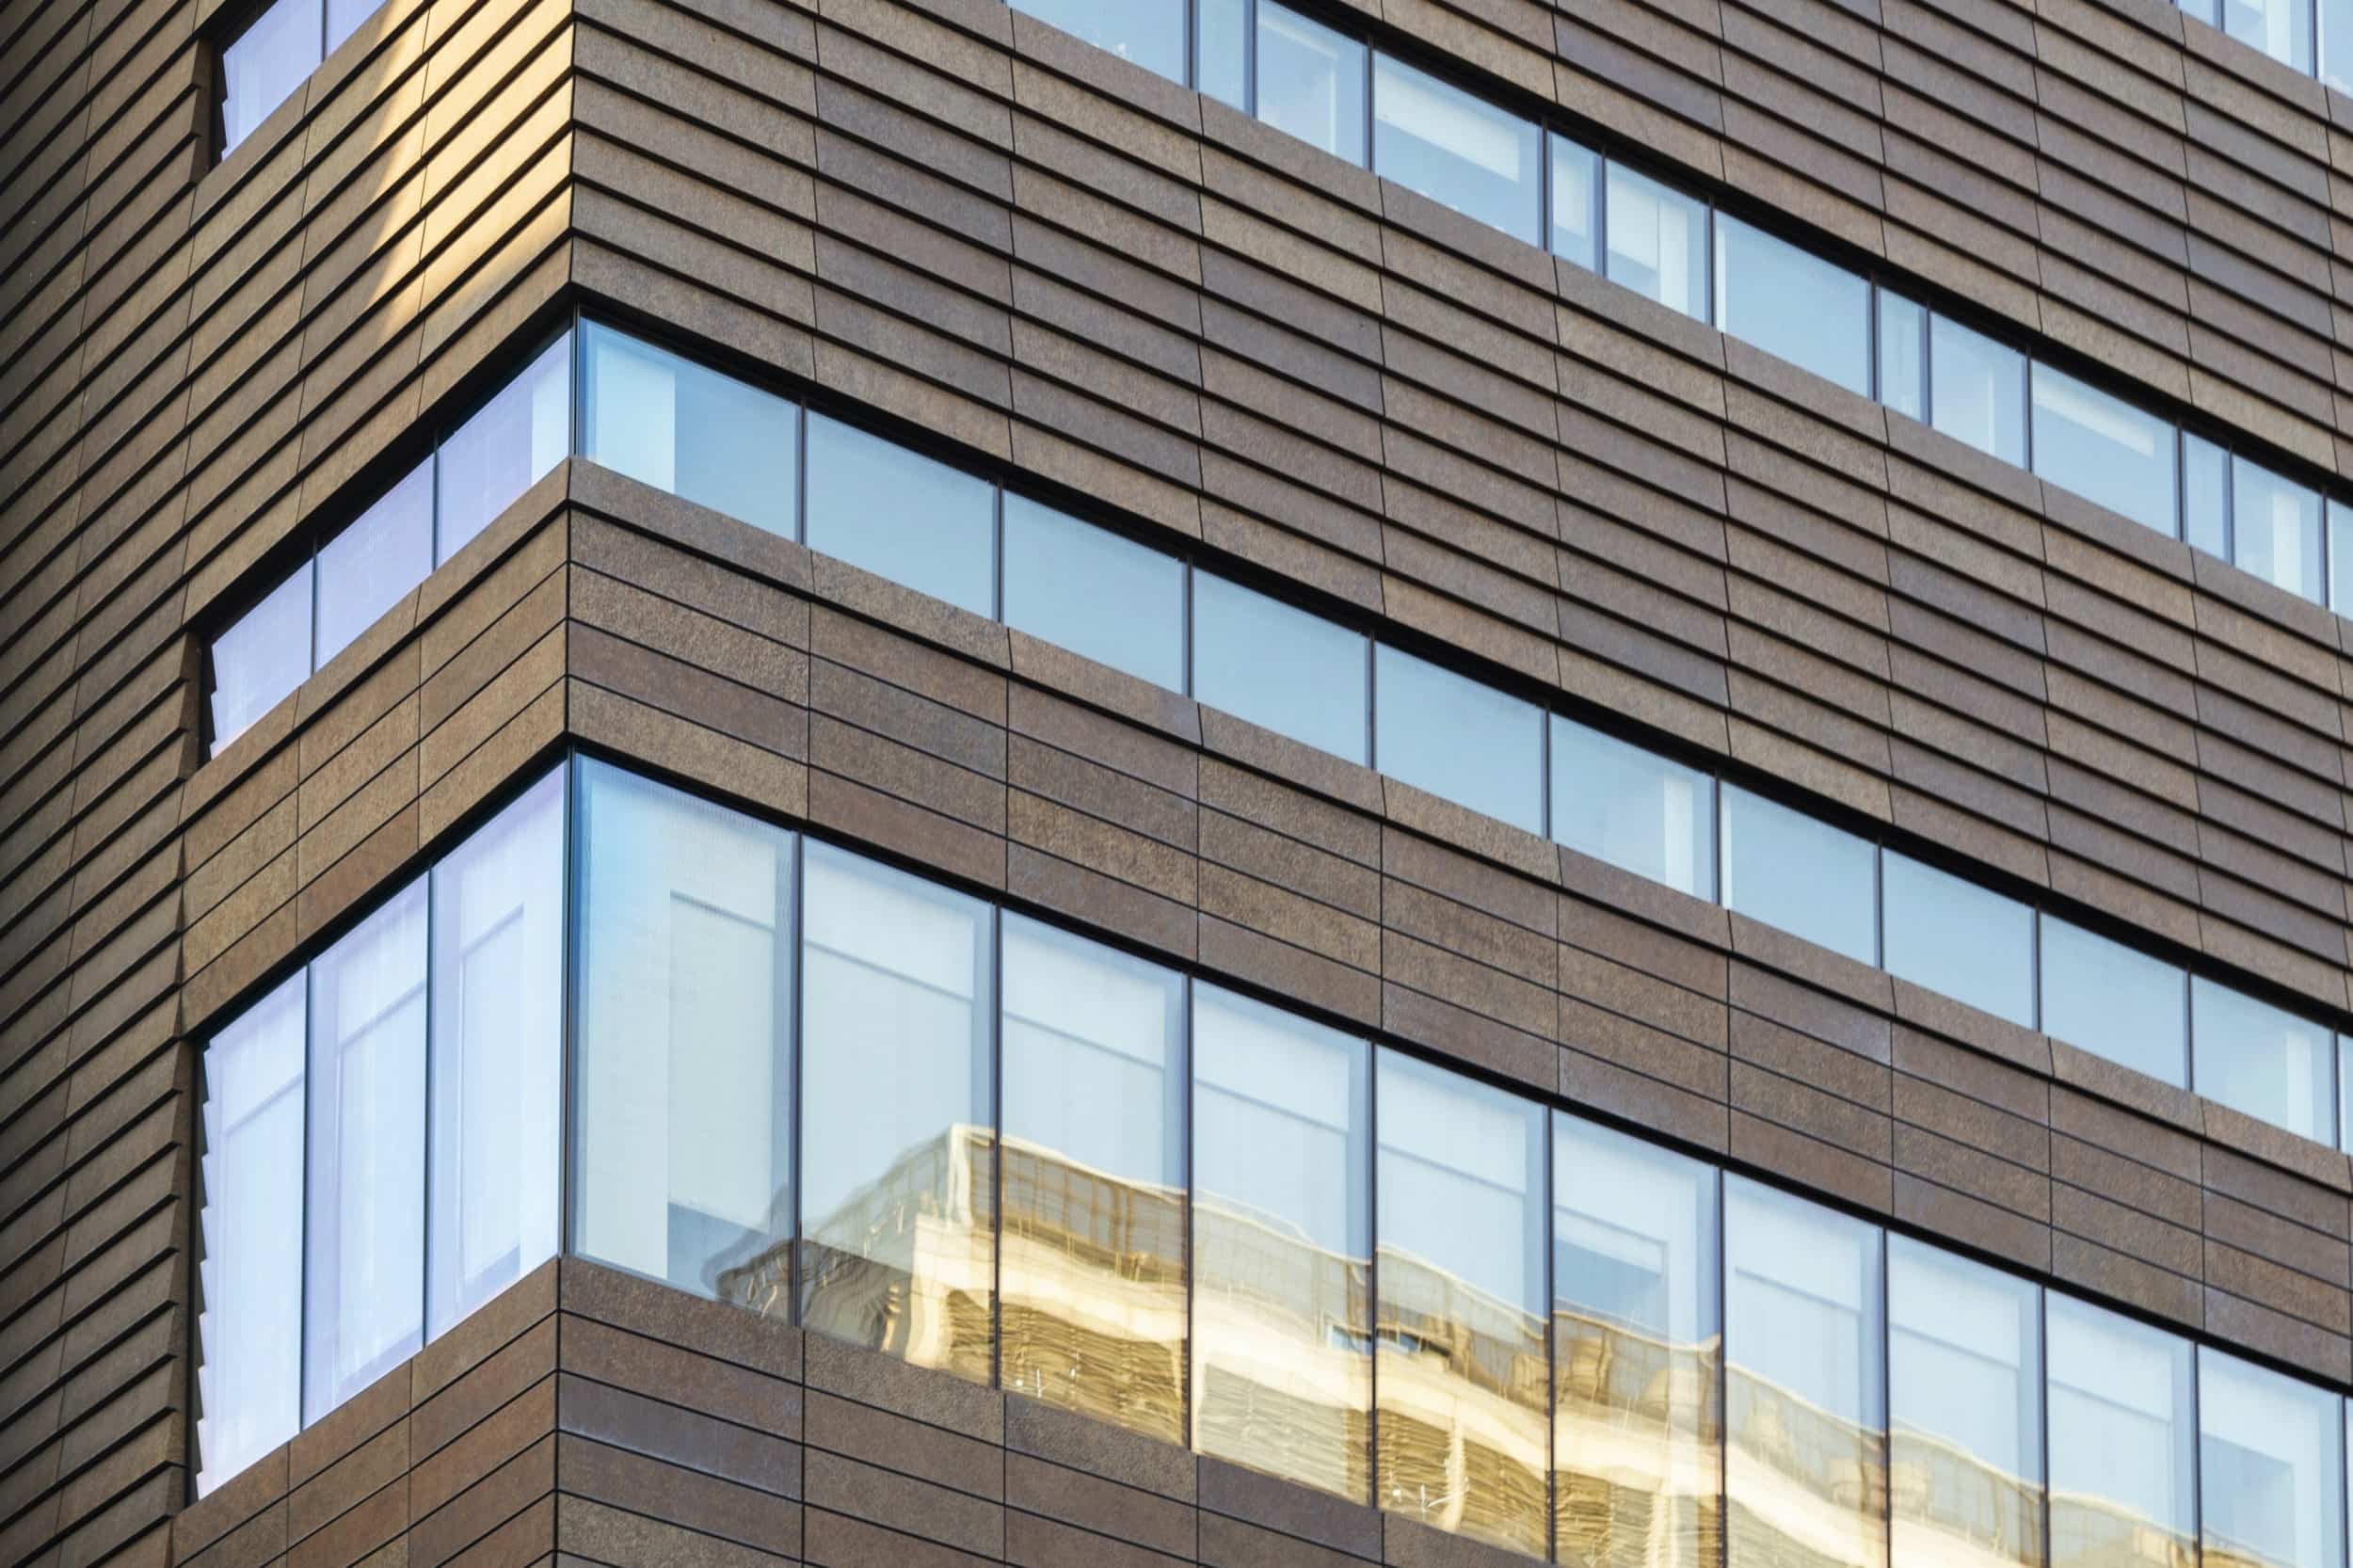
left=15, top=0, right=2353, bottom=1560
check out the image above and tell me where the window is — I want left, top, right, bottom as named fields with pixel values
left=1192, top=571, right=1369, bottom=763
left=1725, top=1179, right=1886, bottom=1568
left=1009, top=0, right=1186, bottom=81
left=208, top=561, right=312, bottom=752
left=1713, top=215, right=1869, bottom=397
left=2233, top=457, right=2324, bottom=604
left=1550, top=714, right=1715, bottom=899
left=1929, top=315, right=2025, bottom=466
left=1721, top=786, right=1876, bottom=965
left=2329, top=500, right=2353, bottom=613
left=1197, top=0, right=1246, bottom=106
left=304, top=879, right=427, bottom=1425
left=581, top=323, right=797, bottom=538
left=2193, top=979, right=2335, bottom=1145
left=195, top=975, right=305, bottom=1496
left=2201, top=1350, right=2343, bottom=1568
left=1258, top=3, right=1367, bottom=164
left=1889, top=1238, right=2041, bottom=1568
left=1607, top=163, right=1707, bottom=319
left=1880, top=852, right=2033, bottom=1027
left=426, top=767, right=565, bottom=1338
left=2223, top=0, right=2313, bottom=71
left=1551, top=135, right=1600, bottom=271
left=999, top=917, right=1187, bottom=1443
left=1193, top=984, right=1371, bottom=1501
left=2327, top=0, right=2353, bottom=91
left=2047, top=1295, right=2196, bottom=1568
left=1372, top=54, right=1539, bottom=244
left=570, top=761, right=795, bottom=1314
left=1000, top=497, right=1185, bottom=689
left=315, top=458, right=431, bottom=669
left=1553, top=1117, right=1721, bottom=1568
left=798, top=842, right=995, bottom=1382
left=2186, top=434, right=2230, bottom=559
left=2040, top=916, right=2187, bottom=1086
left=436, top=330, right=571, bottom=562
left=1879, top=292, right=1925, bottom=422
left=218, top=0, right=319, bottom=155
left=2030, top=361, right=2177, bottom=536
left=805, top=412, right=995, bottom=618
left=1374, top=1049, right=1548, bottom=1556
left=1375, top=645, right=1543, bottom=834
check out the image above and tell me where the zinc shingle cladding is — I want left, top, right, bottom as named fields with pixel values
left=17, top=0, right=2353, bottom=1560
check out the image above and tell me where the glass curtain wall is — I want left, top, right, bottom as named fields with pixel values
left=2046, top=1296, right=2197, bottom=1568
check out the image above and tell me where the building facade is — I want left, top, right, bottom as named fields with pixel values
left=17, top=0, right=2353, bottom=1564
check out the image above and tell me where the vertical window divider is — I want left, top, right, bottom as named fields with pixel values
left=1364, top=1033, right=1380, bottom=1512
left=1594, top=156, right=1610, bottom=281
left=1181, top=975, right=1197, bottom=1455
left=1871, top=841, right=1886, bottom=969
left=1180, top=563, right=1194, bottom=697
left=417, top=849, right=435, bottom=1371
left=793, top=402, right=810, bottom=546
left=2030, top=906, right=2043, bottom=1032
left=988, top=904, right=1005, bottom=1394
left=1877, top=1224, right=1893, bottom=1568
left=992, top=486, right=1007, bottom=622
left=1364, top=638, right=1378, bottom=773
left=1922, top=310, right=1937, bottom=434
left=1540, top=1111, right=1557, bottom=1566
left=1186, top=0, right=1197, bottom=89
left=1362, top=42, right=1375, bottom=173
left=788, top=833, right=806, bottom=1326
left=557, top=756, right=578, bottom=1263
left=1243, top=0, right=1257, bottom=114
left=2036, top=1284, right=2053, bottom=1568
left=2223, top=448, right=2237, bottom=564
left=1866, top=281, right=1881, bottom=405
left=1701, top=203, right=1716, bottom=328
left=1538, top=705, right=1552, bottom=841
left=296, top=968, right=312, bottom=1431
left=1712, top=1164, right=1729, bottom=1568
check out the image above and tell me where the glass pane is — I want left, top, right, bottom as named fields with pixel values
left=1720, top=786, right=1876, bottom=965
left=304, top=878, right=427, bottom=1426
left=426, top=766, right=565, bottom=1339
left=1607, top=162, right=1707, bottom=319
left=1372, top=53, right=1540, bottom=245
left=572, top=760, right=794, bottom=1313
left=1889, top=1238, right=2042, bottom=1568
left=1725, top=1178, right=1886, bottom=1568
left=581, top=323, right=796, bottom=537
left=2201, top=1349, right=2343, bottom=1568
left=1193, top=984, right=1371, bottom=1501
left=209, top=560, right=312, bottom=754
left=2182, top=0, right=2220, bottom=23
left=1879, top=292, right=1925, bottom=422
left=315, top=457, right=432, bottom=669
left=2030, top=362, right=2177, bottom=536
left=1551, top=134, right=1600, bottom=271
left=1550, top=714, right=1715, bottom=899
left=2233, top=456, right=2325, bottom=603
left=1192, top=571, right=1369, bottom=763
left=2047, top=1295, right=2196, bottom=1568
left=1259, top=3, right=1367, bottom=164
left=1197, top=0, right=1245, bottom=107
left=2224, top=0, right=2313, bottom=72
left=1881, top=851, right=2034, bottom=1027
left=2186, top=434, right=2229, bottom=558
left=2040, top=917, right=2187, bottom=1087
left=805, top=411, right=995, bottom=618
left=1375, top=1049, right=1547, bottom=1557
left=195, top=974, right=305, bottom=1496
left=219, top=0, right=319, bottom=155
left=1713, top=215, right=1870, bottom=397
left=2326, top=0, right=2353, bottom=92
left=2193, top=978, right=2335, bottom=1144
left=798, top=842, right=994, bottom=1382
left=1010, top=0, right=1187, bottom=81
left=326, top=0, right=380, bottom=51
left=1553, top=1117, right=1721, bottom=1568
left=2329, top=500, right=2353, bottom=614
left=1374, top=644, right=1543, bottom=834
left=999, top=916, right=1186, bottom=1444
left=1001, top=496, right=1184, bottom=689
left=1930, top=314, right=2026, bottom=466
left=436, top=330, right=572, bottom=563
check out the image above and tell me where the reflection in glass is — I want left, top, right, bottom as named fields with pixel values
left=1881, top=852, right=2033, bottom=1027
left=2030, top=362, right=2176, bottom=536
left=1197, top=0, right=1246, bottom=108
left=1259, top=3, right=1367, bottom=165
left=2040, top=916, right=2186, bottom=1086
left=1721, top=786, right=1876, bottom=965
left=1375, top=645, right=1543, bottom=834
left=2185, top=434, right=2229, bottom=559
left=436, top=330, right=572, bottom=563
left=1607, top=163, right=1707, bottom=319
left=2047, top=1295, right=2196, bottom=1568
left=1552, top=135, right=1600, bottom=270
left=1192, top=572, right=1369, bottom=763
left=2223, top=0, right=2313, bottom=72
left=571, top=761, right=794, bottom=1313
left=1930, top=315, right=2026, bottom=466
left=220, top=0, right=319, bottom=155
left=1000, top=497, right=1184, bottom=689
left=798, top=843, right=995, bottom=1382
left=1000, top=918, right=1186, bottom=1444
left=1714, top=215, right=1869, bottom=396
left=1376, top=1050, right=1548, bottom=1556
left=305, top=880, right=427, bottom=1426
left=2232, top=457, right=2324, bottom=604
left=1551, top=714, right=1714, bottom=899
left=2193, top=978, right=2335, bottom=1145
left=209, top=561, right=312, bottom=754
left=582, top=323, right=796, bottom=537
left=805, top=411, right=996, bottom=618
left=2200, top=1349, right=2343, bottom=1568
left=1554, top=1118, right=1721, bottom=1568
left=1193, top=985, right=1371, bottom=1501
left=1725, top=1179, right=1886, bottom=1568
left=1879, top=292, right=1925, bottom=422
left=315, top=458, right=431, bottom=669
left=1889, top=1238, right=2042, bottom=1568
left=195, top=975, right=306, bottom=1496
left=1009, top=0, right=1186, bottom=81
left=1372, top=54, right=1540, bottom=244
left=427, top=767, right=565, bottom=1338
